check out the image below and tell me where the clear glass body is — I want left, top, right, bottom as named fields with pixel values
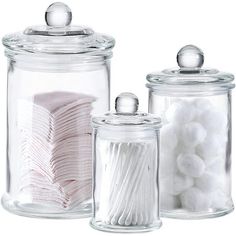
left=2, top=55, right=111, bottom=218
left=148, top=89, right=234, bottom=219
left=90, top=127, right=162, bottom=232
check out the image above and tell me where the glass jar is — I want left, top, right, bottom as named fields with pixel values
left=2, top=2, right=115, bottom=218
left=146, top=45, right=235, bottom=219
left=90, top=93, right=162, bottom=232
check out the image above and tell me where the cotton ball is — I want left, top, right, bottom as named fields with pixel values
left=165, top=100, right=196, bottom=124
left=172, top=174, right=194, bottom=196
left=197, top=134, right=225, bottom=158
left=194, top=98, right=213, bottom=117
left=180, top=187, right=211, bottom=211
left=209, top=190, right=230, bottom=209
left=160, top=192, right=180, bottom=210
left=199, top=109, right=227, bottom=134
left=160, top=124, right=178, bottom=152
left=160, top=173, right=194, bottom=196
left=160, top=151, right=177, bottom=178
left=203, top=153, right=224, bottom=166
left=177, top=153, right=205, bottom=178
left=181, top=122, right=207, bottom=147
left=195, top=172, right=221, bottom=193
left=175, top=140, right=196, bottom=155
left=206, top=156, right=225, bottom=174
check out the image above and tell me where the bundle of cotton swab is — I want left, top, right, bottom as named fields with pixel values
left=96, top=140, right=158, bottom=226
left=160, top=98, right=230, bottom=212
left=17, top=91, right=95, bottom=209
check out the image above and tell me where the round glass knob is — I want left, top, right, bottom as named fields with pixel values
left=45, top=2, right=72, bottom=27
left=115, top=92, right=139, bottom=114
left=177, top=45, right=204, bottom=69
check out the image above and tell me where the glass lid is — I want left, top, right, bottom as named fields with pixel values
left=2, top=2, right=115, bottom=55
left=146, top=45, right=234, bottom=90
left=92, top=92, right=161, bottom=128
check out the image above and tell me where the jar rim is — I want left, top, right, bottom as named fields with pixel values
left=146, top=68, right=235, bottom=93
left=2, top=31, right=115, bottom=56
left=92, top=112, right=162, bottom=129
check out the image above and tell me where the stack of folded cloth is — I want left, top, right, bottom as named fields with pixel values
left=17, top=91, right=95, bottom=209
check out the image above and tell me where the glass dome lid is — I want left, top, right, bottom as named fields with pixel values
left=146, top=45, right=235, bottom=93
left=2, top=2, right=115, bottom=56
left=92, top=92, right=161, bottom=128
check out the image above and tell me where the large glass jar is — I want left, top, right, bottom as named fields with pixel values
left=90, top=93, right=162, bottom=233
left=2, top=2, right=115, bottom=218
left=146, top=45, right=235, bottom=219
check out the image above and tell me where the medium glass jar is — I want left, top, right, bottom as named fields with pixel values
left=90, top=93, right=162, bottom=233
left=146, top=45, right=235, bottom=219
left=2, top=2, right=115, bottom=218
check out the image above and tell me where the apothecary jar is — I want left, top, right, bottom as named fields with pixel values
left=2, top=2, right=115, bottom=218
left=146, top=45, right=235, bottom=219
left=91, top=93, right=162, bottom=232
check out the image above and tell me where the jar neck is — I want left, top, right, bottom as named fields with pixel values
left=5, top=49, right=112, bottom=72
left=146, top=83, right=234, bottom=97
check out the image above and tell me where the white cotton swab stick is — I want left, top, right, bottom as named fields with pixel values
left=107, top=143, right=132, bottom=223
left=149, top=144, right=157, bottom=224
left=131, top=195, right=138, bottom=225
left=102, top=141, right=125, bottom=224
left=109, top=143, right=138, bottom=224
left=118, top=144, right=136, bottom=225
left=110, top=143, right=148, bottom=225
left=108, top=143, right=134, bottom=208
left=130, top=143, right=155, bottom=226
left=142, top=152, right=148, bottom=225
left=137, top=191, right=143, bottom=226
left=124, top=193, right=136, bottom=226
left=108, top=143, right=130, bottom=196
left=109, top=144, right=141, bottom=205
left=108, top=143, right=136, bottom=225
left=137, top=144, right=153, bottom=225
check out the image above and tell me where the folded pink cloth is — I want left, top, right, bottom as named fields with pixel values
left=18, top=91, right=95, bottom=209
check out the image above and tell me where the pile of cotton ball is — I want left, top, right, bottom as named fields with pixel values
left=160, top=98, right=231, bottom=212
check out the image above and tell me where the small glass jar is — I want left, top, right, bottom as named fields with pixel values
left=146, top=45, right=235, bottom=219
left=90, top=93, right=162, bottom=233
left=2, top=2, right=115, bottom=218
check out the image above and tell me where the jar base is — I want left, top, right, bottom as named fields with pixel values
left=1, top=193, right=92, bottom=219
left=161, top=206, right=234, bottom=219
left=89, top=219, right=162, bottom=233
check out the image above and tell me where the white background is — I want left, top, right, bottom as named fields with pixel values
left=0, top=0, right=236, bottom=235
